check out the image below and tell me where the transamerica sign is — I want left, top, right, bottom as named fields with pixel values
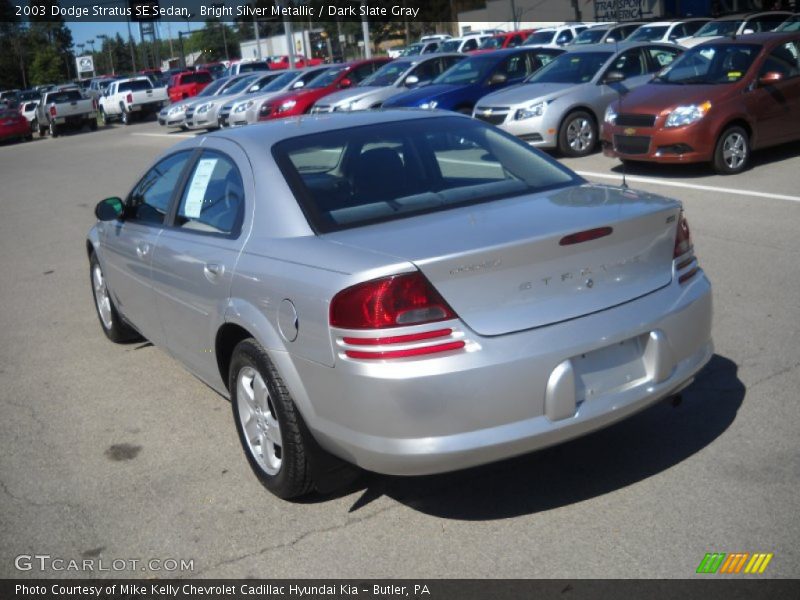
left=594, top=0, right=660, bottom=21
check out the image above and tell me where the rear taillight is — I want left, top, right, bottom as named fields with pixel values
left=673, top=211, right=698, bottom=284
left=126, top=93, right=133, bottom=104
left=331, top=273, right=464, bottom=360
left=331, top=272, right=456, bottom=329
left=49, top=105, right=56, bottom=117
left=92, top=98, right=97, bottom=110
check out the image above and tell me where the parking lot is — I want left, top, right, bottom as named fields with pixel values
left=0, top=117, right=798, bottom=579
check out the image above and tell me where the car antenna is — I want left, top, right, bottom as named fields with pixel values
left=614, top=5, right=629, bottom=190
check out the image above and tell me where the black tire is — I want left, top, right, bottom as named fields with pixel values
left=89, top=252, right=140, bottom=343
left=31, top=118, right=38, bottom=133
left=121, top=109, right=130, bottom=125
left=558, top=110, right=597, bottom=158
left=25, top=133, right=33, bottom=141
left=49, top=120, right=58, bottom=138
left=89, top=118, right=98, bottom=131
left=99, top=108, right=108, bottom=126
left=38, top=124, right=47, bottom=137
left=713, top=125, right=750, bottom=175
left=229, top=338, right=314, bottom=499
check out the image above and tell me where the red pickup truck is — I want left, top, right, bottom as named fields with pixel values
left=167, top=70, right=213, bottom=102
left=268, top=55, right=325, bottom=70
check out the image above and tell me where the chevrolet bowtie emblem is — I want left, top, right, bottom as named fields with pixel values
left=624, top=128, right=637, bottom=135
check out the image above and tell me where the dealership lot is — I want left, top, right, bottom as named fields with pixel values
left=0, top=120, right=798, bottom=578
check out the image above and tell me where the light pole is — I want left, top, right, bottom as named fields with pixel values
left=252, top=2, right=262, bottom=59
left=97, top=34, right=114, bottom=75
left=211, top=4, right=230, bottom=62
left=360, top=0, right=371, bottom=58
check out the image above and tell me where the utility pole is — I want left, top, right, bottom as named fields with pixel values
left=126, top=20, right=137, bottom=71
left=253, top=4, right=262, bottom=59
left=281, top=0, right=295, bottom=69
left=360, top=0, right=371, bottom=58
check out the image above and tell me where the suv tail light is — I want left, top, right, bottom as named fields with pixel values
left=673, top=211, right=698, bottom=284
left=49, top=105, right=56, bottom=117
left=330, top=272, right=464, bottom=360
left=126, top=92, right=133, bottom=105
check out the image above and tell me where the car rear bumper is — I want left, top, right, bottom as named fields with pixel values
left=288, top=272, right=713, bottom=476
left=601, top=122, right=716, bottom=164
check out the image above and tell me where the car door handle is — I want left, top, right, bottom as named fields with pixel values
left=204, top=263, right=224, bottom=282
left=136, top=243, right=150, bottom=259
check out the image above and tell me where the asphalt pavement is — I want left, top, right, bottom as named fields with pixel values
left=0, top=118, right=798, bottom=579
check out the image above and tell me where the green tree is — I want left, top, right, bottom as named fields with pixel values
left=29, top=46, right=64, bottom=85
left=195, top=20, right=241, bottom=63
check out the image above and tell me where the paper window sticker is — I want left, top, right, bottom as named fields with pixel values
left=183, top=158, right=218, bottom=219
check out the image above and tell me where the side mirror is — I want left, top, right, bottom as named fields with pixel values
left=95, top=197, right=124, bottom=221
left=339, top=77, right=353, bottom=89
left=488, top=72, right=507, bottom=85
left=603, top=70, right=626, bottom=84
left=742, top=28, right=755, bottom=35
left=291, top=80, right=305, bottom=89
left=758, top=71, right=784, bottom=86
left=405, top=74, right=420, bottom=87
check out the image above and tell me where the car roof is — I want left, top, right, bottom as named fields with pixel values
left=562, top=41, right=652, bottom=53
left=694, top=31, right=799, bottom=45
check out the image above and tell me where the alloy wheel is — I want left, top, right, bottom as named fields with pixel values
left=236, top=366, right=283, bottom=475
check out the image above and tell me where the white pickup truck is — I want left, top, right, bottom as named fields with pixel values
left=34, top=87, right=97, bottom=137
left=98, top=77, right=168, bottom=125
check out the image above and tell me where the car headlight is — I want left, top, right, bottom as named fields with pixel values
left=196, top=102, right=213, bottom=114
left=277, top=99, right=297, bottom=112
left=604, top=105, right=618, bottom=125
left=665, top=102, right=711, bottom=128
left=419, top=100, right=438, bottom=109
left=234, top=100, right=253, bottom=113
left=168, top=105, right=186, bottom=115
left=514, top=101, right=547, bottom=121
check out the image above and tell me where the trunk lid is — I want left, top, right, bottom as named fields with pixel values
left=325, top=184, right=680, bottom=336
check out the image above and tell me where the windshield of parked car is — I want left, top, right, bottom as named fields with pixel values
left=694, top=20, right=742, bottom=37
left=307, top=66, right=348, bottom=88
left=118, top=79, right=152, bottom=92
left=198, top=77, right=230, bottom=97
left=224, top=75, right=260, bottom=94
left=238, top=61, right=269, bottom=73
left=433, top=55, right=497, bottom=85
left=653, top=43, right=760, bottom=84
left=524, top=31, right=556, bottom=45
left=526, top=51, right=612, bottom=83
left=259, top=71, right=300, bottom=91
left=400, top=44, right=423, bottom=56
left=628, top=25, right=669, bottom=41
left=572, top=28, right=608, bottom=45
left=776, top=16, right=800, bottom=31
left=479, top=36, right=505, bottom=49
left=273, top=117, right=578, bottom=233
left=359, top=60, right=412, bottom=86
left=439, top=40, right=462, bottom=52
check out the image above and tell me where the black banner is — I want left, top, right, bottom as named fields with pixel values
left=3, top=580, right=800, bottom=600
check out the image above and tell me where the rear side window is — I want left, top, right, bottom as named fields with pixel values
left=47, top=90, right=82, bottom=103
left=175, top=151, right=244, bottom=235
left=760, top=42, right=800, bottom=79
left=273, top=117, right=577, bottom=233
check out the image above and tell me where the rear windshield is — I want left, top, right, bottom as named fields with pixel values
left=272, top=117, right=577, bottom=233
left=47, top=90, right=82, bottom=103
left=628, top=25, right=669, bottom=41
left=185, top=72, right=212, bottom=84
left=118, top=79, right=152, bottom=92
left=238, top=61, right=269, bottom=73
left=572, top=28, right=608, bottom=45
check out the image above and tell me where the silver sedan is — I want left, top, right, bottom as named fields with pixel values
left=184, top=72, right=282, bottom=131
left=474, top=42, right=683, bottom=156
left=87, top=110, right=712, bottom=499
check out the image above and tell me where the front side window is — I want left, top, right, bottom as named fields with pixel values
left=175, top=151, right=244, bottom=235
left=128, top=152, right=192, bottom=224
left=273, top=117, right=577, bottom=233
left=608, top=48, right=646, bottom=79
left=653, top=43, right=761, bottom=84
left=760, top=43, right=800, bottom=79
left=434, top=55, right=496, bottom=85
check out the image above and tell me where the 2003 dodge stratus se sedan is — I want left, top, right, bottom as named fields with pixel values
left=87, top=111, right=713, bottom=499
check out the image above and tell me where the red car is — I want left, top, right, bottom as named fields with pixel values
left=167, top=70, right=213, bottom=102
left=470, top=30, right=536, bottom=54
left=0, top=108, right=32, bottom=143
left=258, top=58, right=391, bottom=120
left=268, top=55, right=325, bottom=70
left=601, top=32, right=800, bottom=174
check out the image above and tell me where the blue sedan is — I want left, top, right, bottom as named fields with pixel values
left=382, top=47, right=564, bottom=113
